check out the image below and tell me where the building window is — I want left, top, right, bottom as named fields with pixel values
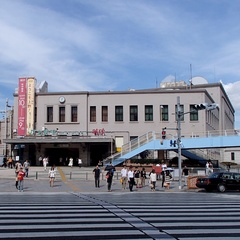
left=130, top=105, right=138, bottom=121
left=231, top=152, right=235, bottom=161
left=59, top=106, right=65, bottom=122
left=175, top=104, right=184, bottom=121
left=47, top=106, right=53, bottom=122
left=190, top=104, right=198, bottom=121
left=160, top=105, right=168, bottom=121
left=90, top=106, right=96, bottom=122
left=145, top=105, right=153, bottom=121
left=102, top=106, right=108, bottom=122
left=71, top=106, right=78, bottom=122
left=115, top=106, right=123, bottom=121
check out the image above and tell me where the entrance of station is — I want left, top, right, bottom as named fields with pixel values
left=90, top=143, right=109, bottom=166
left=45, top=148, right=79, bottom=166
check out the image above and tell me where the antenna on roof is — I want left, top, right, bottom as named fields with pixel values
left=189, top=64, right=193, bottom=89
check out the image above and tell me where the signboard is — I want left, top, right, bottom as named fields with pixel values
left=26, top=78, right=35, bottom=135
left=18, top=78, right=27, bottom=136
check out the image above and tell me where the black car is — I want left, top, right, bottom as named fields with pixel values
left=196, top=172, right=240, bottom=192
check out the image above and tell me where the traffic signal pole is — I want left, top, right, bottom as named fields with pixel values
left=177, top=96, right=182, bottom=190
left=175, top=97, right=218, bottom=190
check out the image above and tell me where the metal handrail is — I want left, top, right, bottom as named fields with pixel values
left=103, top=129, right=240, bottom=165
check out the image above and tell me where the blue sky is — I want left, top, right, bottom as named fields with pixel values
left=1, top=0, right=240, bottom=128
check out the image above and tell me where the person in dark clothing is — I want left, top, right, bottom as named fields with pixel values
left=161, top=170, right=165, bottom=188
left=93, top=165, right=101, bottom=188
left=182, top=166, right=189, bottom=186
left=105, top=170, right=113, bottom=192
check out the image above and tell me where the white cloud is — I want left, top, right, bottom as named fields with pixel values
left=223, top=81, right=240, bottom=129
left=0, top=0, right=240, bottom=128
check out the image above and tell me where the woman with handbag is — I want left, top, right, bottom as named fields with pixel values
left=105, top=170, right=113, bottom=192
left=164, top=170, right=172, bottom=189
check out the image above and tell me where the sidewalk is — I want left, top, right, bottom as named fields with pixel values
left=0, top=166, right=194, bottom=193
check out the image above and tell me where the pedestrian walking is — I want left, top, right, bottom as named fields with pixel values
left=43, top=157, right=48, bottom=171
left=182, top=166, right=189, bottom=186
left=206, top=160, right=213, bottom=175
left=15, top=161, right=22, bottom=189
left=93, top=165, right=101, bottom=188
left=161, top=170, right=165, bottom=188
left=68, top=157, right=73, bottom=167
left=105, top=170, right=113, bottom=192
left=134, top=167, right=141, bottom=188
left=140, top=167, right=147, bottom=187
left=7, top=157, right=14, bottom=169
left=161, top=161, right=167, bottom=172
left=23, top=160, right=30, bottom=177
left=78, top=158, right=82, bottom=168
left=48, top=166, right=56, bottom=187
left=149, top=169, right=157, bottom=191
left=164, top=170, right=172, bottom=190
left=127, top=166, right=135, bottom=192
left=120, top=165, right=128, bottom=190
left=17, top=167, right=25, bottom=192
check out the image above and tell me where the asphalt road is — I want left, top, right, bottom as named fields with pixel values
left=0, top=166, right=240, bottom=239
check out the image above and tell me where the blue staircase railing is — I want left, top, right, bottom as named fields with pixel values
left=103, top=129, right=240, bottom=166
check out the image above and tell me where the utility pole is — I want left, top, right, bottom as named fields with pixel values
left=177, top=96, right=182, bottom=190
left=175, top=97, right=218, bottom=190
left=4, top=99, right=8, bottom=158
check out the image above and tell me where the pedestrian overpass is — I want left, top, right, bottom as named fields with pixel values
left=104, top=130, right=240, bottom=166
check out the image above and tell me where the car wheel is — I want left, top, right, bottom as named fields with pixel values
left=217, top=184, right=226, bottom=192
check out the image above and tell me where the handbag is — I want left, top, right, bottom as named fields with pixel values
left=149, top=180, right=153, bottom=188
left=163, top=182, right=168, bottom=187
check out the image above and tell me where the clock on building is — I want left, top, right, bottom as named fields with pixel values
left=59, top=96, right=65, bottom=103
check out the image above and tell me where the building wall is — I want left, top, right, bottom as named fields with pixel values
left=8, top=81, right=237, bottom=166
left=21, top=89, right=221, bottom=142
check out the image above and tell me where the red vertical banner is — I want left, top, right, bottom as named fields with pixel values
left=18, top=77, right=27, bottom=136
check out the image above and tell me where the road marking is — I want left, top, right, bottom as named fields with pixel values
left=57, top=167, right=80, bottom=192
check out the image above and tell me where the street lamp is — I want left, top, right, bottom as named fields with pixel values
left=176, top=96, right=218, bottom=190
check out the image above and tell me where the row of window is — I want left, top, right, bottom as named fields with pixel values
left=46, top=105, right=199, bottom=123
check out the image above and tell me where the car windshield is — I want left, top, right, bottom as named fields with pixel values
left=209, top=172, right=220, bottom=178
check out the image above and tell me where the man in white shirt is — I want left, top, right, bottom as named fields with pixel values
left=120, top=165, right=128, bottom=190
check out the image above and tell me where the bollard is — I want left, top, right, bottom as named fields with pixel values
left=36, top=171, right=38, bottom=180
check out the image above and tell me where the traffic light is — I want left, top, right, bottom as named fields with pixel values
left=194, top=103, right=208, bottom=111
left=162, top=130, right=166, bottom=139
left=194, top=103, right=218, bottom=111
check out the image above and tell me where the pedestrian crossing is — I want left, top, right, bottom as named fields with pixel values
left=0, top=192, right=240, bottom=239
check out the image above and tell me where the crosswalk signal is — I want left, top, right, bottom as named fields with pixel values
left=162, top=130, right=166, bottom=139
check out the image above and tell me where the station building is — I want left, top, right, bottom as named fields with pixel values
left=1, top=76, right=236, bottom=167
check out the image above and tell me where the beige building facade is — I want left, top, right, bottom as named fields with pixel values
left=2, top=78, right=236, bottom=167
